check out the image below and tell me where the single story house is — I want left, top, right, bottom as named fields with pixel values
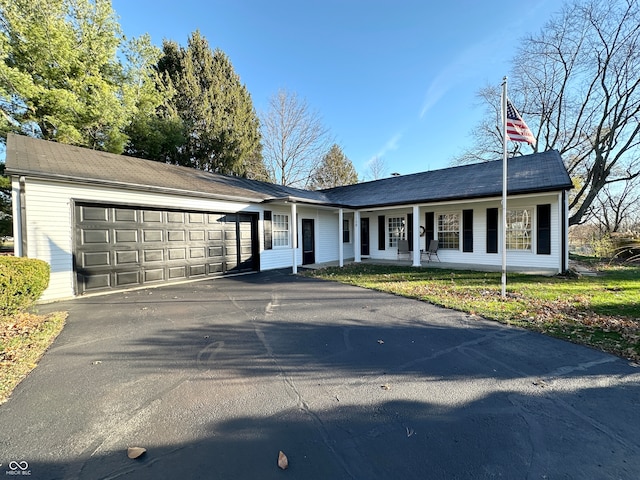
left=5, top=133, right=573, bottom=302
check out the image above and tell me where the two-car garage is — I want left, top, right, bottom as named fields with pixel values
left=74, top=203, right=258, bottom=295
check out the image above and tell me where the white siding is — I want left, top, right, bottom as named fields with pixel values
left=363, top=194, right=563, bottom=272
left=21, top=179, right=262, bottom=301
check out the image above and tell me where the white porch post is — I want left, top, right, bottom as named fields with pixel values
left=291, top=203, right=297, bottom=274
left=354, top=210, right=361, bottom=263
left=338, top=208, right=344, bottom=267
left=412, top=205, right=420, bottom=267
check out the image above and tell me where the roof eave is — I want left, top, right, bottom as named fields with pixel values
left=9, top=169, right=267, bottom=204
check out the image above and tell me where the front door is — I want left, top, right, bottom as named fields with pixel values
left=302, top=219, right=315, bottom=265
left=361, top=218, right=370, bottom=256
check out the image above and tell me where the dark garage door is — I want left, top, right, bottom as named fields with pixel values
left=74, top=203, right=258, bottom=294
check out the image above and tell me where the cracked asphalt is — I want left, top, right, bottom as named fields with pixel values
left=1, top=269, right=639, bottom=479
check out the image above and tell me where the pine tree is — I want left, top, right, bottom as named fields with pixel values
left=310, top=144, right=359, bottom=190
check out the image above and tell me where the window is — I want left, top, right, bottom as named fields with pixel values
left=272, top=214, right=289, bottom=247
left=506, top=209, right=531, bottom=250
left=388, top=217, right=405, bottom=248
left=343, top=219, right=350, bottom=243
left=437, top=213, right=460, bottom=249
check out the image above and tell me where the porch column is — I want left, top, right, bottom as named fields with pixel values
left=291, top=203, right=297, bottom=274
left=338, top=208, right=344, bottom=267
left=354, top=210, right=361, bottom=263
left=412, top=205, right=420, bottom=267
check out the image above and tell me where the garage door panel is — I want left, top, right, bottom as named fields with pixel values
left=143, top=210, right=162, bottom=222
left=114, top=208, right=136, bottom=222
left=143, top=230, right=163, bottom=242
left=168, top=230, right=185, bottom=242
left=75, top=204, right=258, bottom=294
left=115, top=229, right=138, bottom=242
left=168, top=248, right=186, bottom=260
left=144, top=269, right=165, bottom=282
left=167, top=212, right=184, bottom=223
left=82, top=230, right=109, bottom=244
left=81, top=206, right=109, bottom=222
left=190, top=230, right=205, bottom=241
left=115, top=270, right=140, bottom=286
left=82, top=251, right=110, bottom=267
left=115, top=250, right=139, bottom=265
left=144, top=249, right=163, bottom=262
left=168, top=266, right=186, bottom=279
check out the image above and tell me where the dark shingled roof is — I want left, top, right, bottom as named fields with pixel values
left=321, top=149, right=573, bottom=208
left=5, top=134, right=572, bottom=208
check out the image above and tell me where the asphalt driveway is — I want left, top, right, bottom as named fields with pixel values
left=1, top=269, right=639, bottom=479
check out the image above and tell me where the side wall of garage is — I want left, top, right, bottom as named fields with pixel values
left=18, top=178, right=268, bottom=301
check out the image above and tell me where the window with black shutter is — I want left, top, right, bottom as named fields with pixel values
left=378, top=215, right=386, bottom=250
left=486, top=208, right=498, bottom=253
left=463, top=209, right=473, bottom=252
left=264, top=211, right=272, bottom=250
left=537, top=204, right=551, bottom=255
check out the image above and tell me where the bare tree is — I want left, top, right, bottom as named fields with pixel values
left=456, top=0, right=640, bottom=226
left=364, top=156, right=388, bottom=180
left=260, top=89, right=331, bottom=187
left=589, top=175, right=640, bottom=233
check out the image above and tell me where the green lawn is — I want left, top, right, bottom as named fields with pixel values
left=303, top=262, right=640, bottom=362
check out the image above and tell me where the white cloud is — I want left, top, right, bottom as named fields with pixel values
left=370, top=132, right=402, bottom=163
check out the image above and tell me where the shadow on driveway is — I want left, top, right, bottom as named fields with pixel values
left=1, top=270, right=639, bottom=479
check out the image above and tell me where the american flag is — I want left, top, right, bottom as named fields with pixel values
left=506, top=99, right=536, bottom=146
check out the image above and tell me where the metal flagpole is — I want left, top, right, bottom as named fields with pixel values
left=501, top=77, right=508, bottom=299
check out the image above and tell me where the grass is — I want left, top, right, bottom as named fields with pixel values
left=0, top=311, right=67, bottom=404
left=303, top=262, right=640, bottom=362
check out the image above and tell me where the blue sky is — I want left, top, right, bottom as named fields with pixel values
left=112, top=0, right=558, bottom=177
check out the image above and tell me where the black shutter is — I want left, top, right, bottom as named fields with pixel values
left=407, top=213, right=413, bottom=251
left=264, top=210, right=272, bottom=250
left=537, top=204, right=551, bottom=255
left=486, top=208, right=498, bottom=253
left=425, top=212, right=434, bottom=242
left=378, top=215, right=386, bottom=250
left=463, top=209, right=473, bottom=252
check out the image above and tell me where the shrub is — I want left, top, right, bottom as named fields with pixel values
left=0, top=257, right=50, bottom=315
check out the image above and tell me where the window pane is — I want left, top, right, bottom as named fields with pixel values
left=437, top=213, right=459, bottom=249
left=506, top=209, right=531, bottom=250
left=272, top=214, right=289, bottom=247
left=388, top=217, right=405, bottom=248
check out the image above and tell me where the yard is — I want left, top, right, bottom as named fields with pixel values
left=304, top=260, right=640, bottom=362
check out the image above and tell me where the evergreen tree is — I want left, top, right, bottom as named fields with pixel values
left=154, top=31, right=264, bottom=176
left=310, top=144, right=359, bottom=190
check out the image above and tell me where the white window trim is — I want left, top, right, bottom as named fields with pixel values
left=506, top=207, right=533, bottom=252
left=437, top=211, right=460, bottom=250
left=272, top=213, right=290, bottom=248
left=388, top=217, right=405, bottom=248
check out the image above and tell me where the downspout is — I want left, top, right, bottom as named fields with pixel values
left=291, top=203, right=297, bottom=274
left=562, top=190, right=568, bottom=274
left=19, top=176, right=28, bottom=257
left=338, top=208, right=344, bottom=267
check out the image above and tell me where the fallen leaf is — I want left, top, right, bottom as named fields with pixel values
left=381, top=384, right=391, bottom=390
left=127, top=447, right=146, bottom=459
left=277, top=450, right=289, bottom=470
left=377, top=339, right=384, bottom=344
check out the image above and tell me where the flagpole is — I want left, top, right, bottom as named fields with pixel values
left=501, top=76, right=508, bottom=299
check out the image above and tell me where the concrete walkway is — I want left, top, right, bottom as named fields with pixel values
left=0, top=269, right=638, bottom=479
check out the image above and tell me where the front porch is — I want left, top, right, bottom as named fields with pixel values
left=301, top=258, right=559, bottom=276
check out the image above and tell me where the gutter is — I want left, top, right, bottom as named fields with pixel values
left=6, top=170, right=268, bottom=205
